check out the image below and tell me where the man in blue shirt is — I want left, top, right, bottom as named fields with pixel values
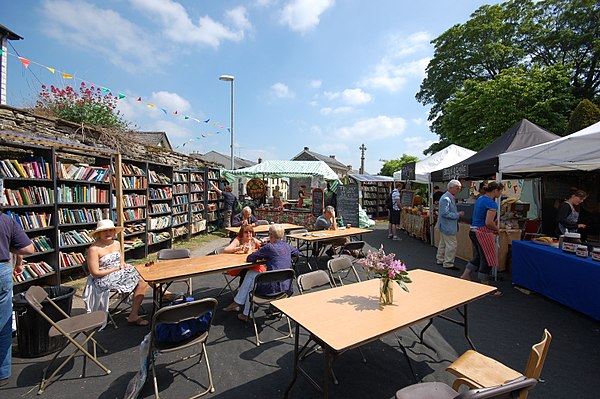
left=436, top=180, right=464, bottom=270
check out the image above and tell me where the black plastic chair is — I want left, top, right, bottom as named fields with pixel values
left=149, top=298, right=218, bottom=398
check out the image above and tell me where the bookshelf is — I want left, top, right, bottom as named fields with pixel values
left=114, top=159, right=147, bottom=259
left=1, top=144, right=58, bottom=287
left=56, top=151, right=112, bottom=275
left=147, top=162, right=173, bottom=253
left=361, top=182, right=390, bottom=218
left=189, top=170, right=206, bottom=235
left=205, top=167, right=221, bottom=233
left=172, top=169, right=190, bottom=240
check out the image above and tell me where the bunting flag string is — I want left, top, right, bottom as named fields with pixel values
left=2, top=49, right=231, bottom=149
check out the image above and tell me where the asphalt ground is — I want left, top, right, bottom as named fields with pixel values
left=4, top=223, right=600, bottom=398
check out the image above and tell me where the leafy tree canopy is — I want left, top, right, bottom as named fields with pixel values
left=379, top=154, right=419, bottom=176
left=567, top=99, right=600, bottom=134
left=416, top=0, right=600, bottom=150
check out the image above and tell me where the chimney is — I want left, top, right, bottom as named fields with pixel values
left=329, top=155, right=336, bottom=159
left=258, top=157, right=263, bottom=164
left=304, top=146, right=309, bottom=151
left=347, top=164, right=352, bottom=170
left=0, top=26, right=24, bottom=105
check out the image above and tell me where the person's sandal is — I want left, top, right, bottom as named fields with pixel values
left=223, top=302, right=241, bottom=312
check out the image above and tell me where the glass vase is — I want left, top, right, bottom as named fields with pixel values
left=379, top=277, right=394, bottom=306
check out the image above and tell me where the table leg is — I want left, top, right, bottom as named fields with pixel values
left=463, top=304, right=475, bottom=350
left=283, top=323, right=301, bottom=398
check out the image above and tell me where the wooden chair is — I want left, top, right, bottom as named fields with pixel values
left=248, top=269, right=295, bottom=346
left=149, top=298, right=217, bottom=398
left=327, top=256, right=361, bottom=287
left=25, top=286, right=111, bottom=394
left=446, top=329, right=551, bottom=399
left=157, top=248, right=193, bottom=296
left=395, top=377, right=537, bottom=399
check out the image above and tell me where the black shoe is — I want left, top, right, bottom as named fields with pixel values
left=325, top=248, right=335, bottom=257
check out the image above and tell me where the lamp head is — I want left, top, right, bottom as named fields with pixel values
left=219, top=75, right=235, bottom=81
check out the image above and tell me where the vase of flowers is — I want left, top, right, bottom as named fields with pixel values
left=357, top=245, right=411, bottom=306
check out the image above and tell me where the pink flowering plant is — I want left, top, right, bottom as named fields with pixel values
left=357, top=245, right=411, bottom=292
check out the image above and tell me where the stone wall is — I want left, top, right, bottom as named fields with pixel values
left=0, top=104, right=206, bottom=168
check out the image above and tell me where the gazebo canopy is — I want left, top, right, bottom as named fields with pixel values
left=222, top=160, right=340, bottom=183
left=349, top=174, right=394, bottom=183
left=392, top=144, right=475, bottom=183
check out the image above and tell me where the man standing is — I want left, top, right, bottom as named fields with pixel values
left=211, top=182, right=236, bottom=228
left=0, top=210, right=34, bottom=387
left=389, top=181, right=403, bottom=240
left=436, top=180, right=464, bottom=270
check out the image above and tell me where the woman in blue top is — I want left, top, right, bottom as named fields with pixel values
left=223, top=224, right=299, bottom=321
left=460, top=181, right=504, bottom=296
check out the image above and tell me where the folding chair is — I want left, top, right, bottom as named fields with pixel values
left=255, top=219, right=270, bottom=239
left=296, top=270, right=333, bottom=294
left=24, top=286, right=111, bottom=394
left=327, top=256, right=362, bottom=287
left=209, top=247, right=239, bottom=298
left=157, top=248, right=193, bottom=296
left=149, top=298, right=218, bottom=398
left=447, top=329, right=551, bottom=399
left=287, top=229, right=311, bottom=271
left=395, top=377, right=537, bottom=399
left=335, top=240, right=365, bottom=259
left=249, top=269, right=295, bottom=346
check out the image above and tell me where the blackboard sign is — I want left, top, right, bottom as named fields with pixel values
left=337, top=183, right=359, bottom=228
left=400, top=190, right=416, bottom=208
left=401, top=162, right=416, bottom=181
left=443, top=164, right=469, bottom=180
left=311, top=187, right=324, bottom=217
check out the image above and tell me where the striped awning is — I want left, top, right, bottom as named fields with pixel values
left=222, top=160, right=340, bottom=183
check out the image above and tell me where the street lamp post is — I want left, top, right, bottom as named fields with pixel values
left=219, top=75, right=235, bottom=171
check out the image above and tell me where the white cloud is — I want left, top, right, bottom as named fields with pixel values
left=41, top=0, right=167, bottom=72
left=315, top=143, right=349, bottom=158
left=341, top=88, right=372, bottom=105
left=130, top=0, right=251, bottom=48
left=360, top=57, right=429, bottom=92
left=334, top=116, right=406, bottom=140
left=254, top=0, right=276, bottom=7
left=309, top=80, right=322, bottom=89
left=152, top=120, right=195, bottom=140
left=359, top=31, right=432, bottom=92
left=320, top=106, right=352, bottom=115
left=270, top=82, right=295, bottom=99
left=403, top=135, right=435, bottom=156
left=412, top=117, right=425, bottom=125
left=323, top=91, right=340, bottom=101
left=280, top=0, right=335, bottom=33
left=149, top=91, right=192, bottom=113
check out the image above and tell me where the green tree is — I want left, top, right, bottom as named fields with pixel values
left=567, top=99, right=600, bottom=133
left=36, top=82, right=128, bottom=128
left=417, top=0, right=600, bottom=148
left=379, top=154, right=419, bottom=176
left=438, top=65, right=575, bottom=150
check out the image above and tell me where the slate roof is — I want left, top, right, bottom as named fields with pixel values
left=129, top=131, right=172, bottom=150
left=291, top=146, right=349, bottom=171
left=194, top=150, right=256, bottom=169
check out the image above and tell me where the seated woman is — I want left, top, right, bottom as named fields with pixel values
left=86, top=219, right=149, bottom=326
left=223, top=225, right=266, bottom=281
left=223, top=224, right=299, bottom=321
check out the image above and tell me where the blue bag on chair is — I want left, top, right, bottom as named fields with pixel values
left=155, top=297, right=213, bottom=343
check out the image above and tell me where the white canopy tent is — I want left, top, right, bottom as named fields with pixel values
left=392, top=144, right=475, bottom=183
left=499, top=121, right=600, bottom=173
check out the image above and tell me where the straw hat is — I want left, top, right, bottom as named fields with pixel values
left=90, top=219, right=123, bottom=238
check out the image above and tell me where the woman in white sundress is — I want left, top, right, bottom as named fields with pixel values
left=87, top=219, right=149, bottom=326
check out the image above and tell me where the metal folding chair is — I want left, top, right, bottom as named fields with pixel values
left=327, top=256, right=362, bottom=287
left=395, top=377, right=537, bottom=399
left=157, top=248, right=193, bottom=296
left=24, top=286, right=111, bottom=394
left=249, top=269, right=295, bottom=346
left=149, top=298, right=218, bottom=398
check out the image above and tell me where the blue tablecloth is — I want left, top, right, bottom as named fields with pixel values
left=512, top=240, right=600, bottom=321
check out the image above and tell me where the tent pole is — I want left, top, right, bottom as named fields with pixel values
left=494, top=171, right=503, bottom=282
left=429, top=178, right=435, bottom=246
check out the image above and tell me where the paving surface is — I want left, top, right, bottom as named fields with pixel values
left=5, top=224, right=600, bottom=398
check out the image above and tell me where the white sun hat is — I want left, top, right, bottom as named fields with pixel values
left=90, top=219, right=124, bottom=238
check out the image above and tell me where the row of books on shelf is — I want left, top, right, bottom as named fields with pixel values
left=13, top=261, right=55, bottom=283
left=172, top=214, right=189, bottom=226
left=150, top=203, right=171, bottom=214
left=0, top=158, right=51, bottom=179
left=119, top=163, right=146, bottom=176
left=173, top=204, right=189, bottom=214
left=191, top=219, right=206, bottom=234
left=124, top=208, right=146, bottom=221
left=120, top=176, right=147, bottom=189
left=148, top=231, right=171, bottom=244
left=3, top=186, right=54, bottom=206
left=173, top=195, right=189, bottom=205
left=173, top=225, right=188, bottom=238
left=59, top=229, right=94, bottom=247
left=6, top=210, right=52, bottom=230
left=124, top=238, right=144, bottom=250
left=192, top=203, right=204, bottom=213
left=57, top=185, right=109, bottom=203
left=149, top=187, right=172, bottom=199
left=58, top=208, right=109, bottom=225
left=190, top=193, right=204, bottom=203
left=173, top=184, right=189, bottom=194
left=150, top=216, right=171, bottom=230
left=149, top=170, right=171, bottom=185
left=118, top=193, right=147, bottom=207
left=124, top=222, right=146, bottom=235
left=31, top=235, right=53, bottom=252
left=190, top=183, right=204, bottom=192
left=207, top=170, right=219, bottom=180
left=57, top=162, right=110, bottom=183
left=173, top=172, right=188, bottom=182
left=190, top=172, right=204, bottom=182
left=207, top=192, right=219, bottom=200
left=59, top=251, right=86, bottom=269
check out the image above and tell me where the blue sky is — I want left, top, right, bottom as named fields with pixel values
left=3, top=0, right=496, bottom=174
